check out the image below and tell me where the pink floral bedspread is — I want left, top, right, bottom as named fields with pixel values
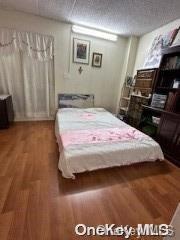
left=61, top=127, right=146, bottom=147
left=80, top=113, right=96, bottom=120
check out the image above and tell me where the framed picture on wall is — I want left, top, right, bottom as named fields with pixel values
left=73, top=38, right=90, bottom=64
left=92, top=52, right=103, bottom=68
left=171, top=28, right=180, bottom=46
left=143, top=29, right=178, bottom=68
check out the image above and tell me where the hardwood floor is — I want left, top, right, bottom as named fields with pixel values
left=0, top=121, right=179, bottom=240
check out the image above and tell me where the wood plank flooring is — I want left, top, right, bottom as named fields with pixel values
left=0, top=121, right=179, bottom=240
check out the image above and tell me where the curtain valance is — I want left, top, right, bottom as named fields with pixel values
left=0, top=28, right=54, bottom=61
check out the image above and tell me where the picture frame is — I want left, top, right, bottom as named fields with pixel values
left=92, top=52, right=103, bottom=68
left=143, top=29, right=178, bottom=69
left=73, top=38, right=90, bottom=64
left=171, top=28, right=180, bottom=47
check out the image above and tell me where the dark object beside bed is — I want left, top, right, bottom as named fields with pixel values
left=0, top=95, right=14, bottom=129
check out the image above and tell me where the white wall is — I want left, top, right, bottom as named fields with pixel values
left=0, top=9, right=128, bottom=113
left=115, top=36, right=139, bottom=113
left=133, top=18, right=180, bottom=74
left=65, top=33, right=127, bottom=112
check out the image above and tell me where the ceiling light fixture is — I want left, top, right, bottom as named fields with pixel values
left=72, top=25, right=118, bottom=41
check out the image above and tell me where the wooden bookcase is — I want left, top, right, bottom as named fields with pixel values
left=126, top=68, right=157, bottom=127
left=135, top=68, right=157, bottom=96
left=155, top=45, right=180, bottom=111
left=140, top=46, right=180, bottom=166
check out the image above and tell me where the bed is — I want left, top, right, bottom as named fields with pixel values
left=55, top=95, right=164, bottom=179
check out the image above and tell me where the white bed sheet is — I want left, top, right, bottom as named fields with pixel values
left=55, top=108, right=164, bottom=179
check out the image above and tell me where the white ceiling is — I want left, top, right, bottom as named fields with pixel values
left=0, top=0, right=180, bottom=36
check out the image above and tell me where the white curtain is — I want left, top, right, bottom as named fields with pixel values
left=0, top=28, right=55, bottom=120
left=0, top=28, right=54, bottom=61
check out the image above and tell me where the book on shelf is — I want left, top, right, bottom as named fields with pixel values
left=165, top=91, right=180, bottom=113
left=165, top=92, right=175, bottom=111
left=174, top=92, right=180, bottom=113
left=176, top=56, right=180, bottom=69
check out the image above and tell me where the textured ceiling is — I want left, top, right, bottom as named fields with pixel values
left=0, top=0, right=180, bottom=36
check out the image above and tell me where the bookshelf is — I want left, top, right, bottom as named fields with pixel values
left=118, top=81, right=134, bottom=119
left=155, top=46, right=180, bottom=113
left=156, top=46, right=179, bottom=86
left=127, top=68, right=157, bottom=127
left=140, top=45, right=180, bottom=166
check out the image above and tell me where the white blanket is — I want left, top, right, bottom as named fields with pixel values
left=55, top=108, right=164, bottom=179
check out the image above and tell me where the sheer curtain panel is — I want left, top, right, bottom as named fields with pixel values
left=0, top=28, right=55, bottom=120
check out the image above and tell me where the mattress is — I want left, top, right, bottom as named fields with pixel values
left=55, top=108, right=164, bottom=179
